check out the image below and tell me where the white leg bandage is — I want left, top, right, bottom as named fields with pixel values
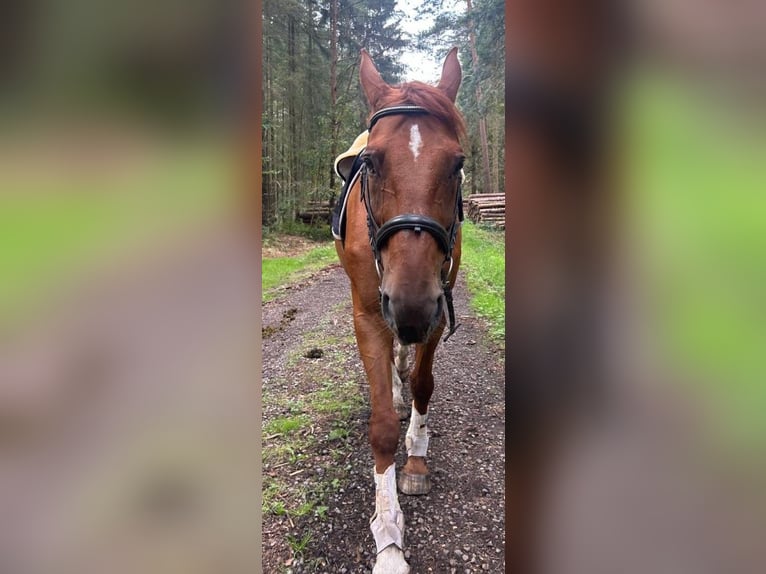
left=370, top=463, right=405, bottom=553
left=405, top=402, right=429, bottom=458
left=374, top=545, right=410, bottom=574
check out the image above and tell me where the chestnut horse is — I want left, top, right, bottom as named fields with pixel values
left=334, top=49, right=466, bottom=573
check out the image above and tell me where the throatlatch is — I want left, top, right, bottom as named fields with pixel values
left=360, top=106, right=463, bottom=342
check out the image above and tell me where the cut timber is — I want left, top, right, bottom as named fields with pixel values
left=296, top=200, right=333, bottom=224
left=464, top=193, right=506, bottom=228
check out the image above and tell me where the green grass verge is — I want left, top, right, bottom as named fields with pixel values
left=261, top=241, right=337, bottom=302
left=460, top=222, right=505, bottom=342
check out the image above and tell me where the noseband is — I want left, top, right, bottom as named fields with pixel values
left=360, top=106, right=463, bottom=342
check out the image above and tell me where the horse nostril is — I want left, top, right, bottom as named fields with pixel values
left=379, top=290, right=443, bottom=345
left=381, top=292, right=391, bottom=319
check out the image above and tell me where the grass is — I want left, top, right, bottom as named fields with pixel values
left=287, top=531, right=313, bottom=555
left=312, top=386, right=356, bottom=416
left=626, top=71, right=766, bottom=452
left=264, top=414, right=311, bottom=436
left=459, top=222, right=506, bottom=342
left=262, top=480, right=288, bottom=515
left=261, top=308, right=367, bottom=563
left=261, top=242, right=337, bottom=302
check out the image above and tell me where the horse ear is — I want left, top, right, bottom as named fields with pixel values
left=360, top=49, right=390, bottom=109
left=437, top=47, right=461, bottom=102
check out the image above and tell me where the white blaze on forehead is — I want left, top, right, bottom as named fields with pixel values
left=409, top=124, right=423, bottom=160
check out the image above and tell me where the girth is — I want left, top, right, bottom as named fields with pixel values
left=361, top=105, right=462, bottom=342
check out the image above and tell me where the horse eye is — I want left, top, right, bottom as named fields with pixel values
left=453, top=157, right=465, bottom=177
left=362, top=156, right=376, bottom=175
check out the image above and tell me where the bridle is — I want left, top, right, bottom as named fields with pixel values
left=360, top=105, right=463, bottom=342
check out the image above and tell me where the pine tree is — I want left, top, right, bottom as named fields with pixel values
left=261, top=0, right=500, bottom=226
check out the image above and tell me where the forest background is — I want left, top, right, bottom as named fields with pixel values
left=261, top=0, right=505, bottom=228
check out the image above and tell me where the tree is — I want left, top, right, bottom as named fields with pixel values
left=262, top=0, right=407, bottom=226
left=416, top=0, right=505, bottom=196
left=261, top=0, right=503, bottom=226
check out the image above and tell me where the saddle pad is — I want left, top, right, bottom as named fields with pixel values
left=332, top=131, right=368, bottom=241
left=331, top=152, right=364, bottom=241
left=334, top=131, right=368, bottom=180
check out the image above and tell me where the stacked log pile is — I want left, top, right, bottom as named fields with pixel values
left=296, top=200, right=333, bottom=224
left=463, top=193, right=505, bottom=228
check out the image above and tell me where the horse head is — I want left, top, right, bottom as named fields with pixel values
left=359, top=49, right=466, bottom=345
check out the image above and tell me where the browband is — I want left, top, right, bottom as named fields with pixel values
left=368, top=106, right=430, bottom=131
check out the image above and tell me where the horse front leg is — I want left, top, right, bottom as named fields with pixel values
left=392, top=341, right=410, bottom=420
left=398, top=323, right=443, bottom=496
left=353, top=296, right=410, bottom=574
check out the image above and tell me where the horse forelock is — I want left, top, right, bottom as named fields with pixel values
left=373, top=81, right=467, bottom=142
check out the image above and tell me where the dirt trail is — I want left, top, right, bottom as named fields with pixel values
left=262, top=264, right=505, bottom=573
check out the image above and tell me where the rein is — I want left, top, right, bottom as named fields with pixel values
left=360, top=105, right=462, bottom=342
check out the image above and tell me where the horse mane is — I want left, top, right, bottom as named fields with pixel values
left=373, top=81, right=467, bottom=141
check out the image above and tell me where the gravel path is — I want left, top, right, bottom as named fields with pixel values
left=262, top=264, right=505, bottom=573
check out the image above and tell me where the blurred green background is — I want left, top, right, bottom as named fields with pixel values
left=626, top=71, right=766, bottom=455
left=0, top=140, right=233, bottom=327
left=0, top=0, right=243, bottom=329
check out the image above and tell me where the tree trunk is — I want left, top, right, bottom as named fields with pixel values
left=466, top=0, right=493, bottom=195
left=288, top=14, right=297, bottom=219
left=293, top=16, right=299, bottom=188
left=262, top=34, right=274, bottom=225
left=329, top=0, right=339, bottom=190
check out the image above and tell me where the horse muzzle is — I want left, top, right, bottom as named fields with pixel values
left=381, top=289, right=444, bottom=345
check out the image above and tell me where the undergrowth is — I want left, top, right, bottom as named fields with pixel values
left=263, top=221, right=332, bottom=242
left=459, top=222, right=505, bottom=342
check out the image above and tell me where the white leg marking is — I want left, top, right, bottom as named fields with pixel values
left=408, top=124, right=422, bottom=161
left=405, top=402, right=429, bottom=458
left=394, top=342, right=409, bottom=375
left=391, top=363, right=406, bottom=415
left=370, top=464, right=409, bottom=574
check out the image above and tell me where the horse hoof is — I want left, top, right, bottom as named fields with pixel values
left=373, top=545, right=410, bottom=574
left=398, top=471, right=431, bottom=495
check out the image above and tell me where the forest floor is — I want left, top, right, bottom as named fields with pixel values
left=261, top=264, right=506, bottom=573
